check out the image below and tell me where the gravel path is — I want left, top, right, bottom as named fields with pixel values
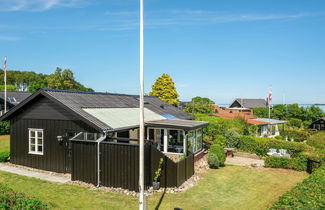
left=225, top=156, right=265, bottom=168
left=0, top=163, right=70, bottom=183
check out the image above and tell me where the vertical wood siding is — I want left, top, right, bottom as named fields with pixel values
left=71, top=141, right=98, bottom=185
left=70, top=142, right=194, bottom=191
left=10, top=118, right=96, bottom=173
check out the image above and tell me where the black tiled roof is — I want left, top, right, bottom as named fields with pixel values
left=0, top=88, right=194, bottom=131
left=231, top=98, right=268, bottom=109
left=0, top=91, right=32, bottom=106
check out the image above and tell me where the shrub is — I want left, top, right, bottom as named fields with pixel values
left=0, top=183, right=47, bottom=209
left=265, top=155, right=308, bottom=171
left=289, top=118, right=303, bottom=128
left=281, top=128, right=311, bottom=142
left=225, top=129, right=240, bottom=148
left=0, top=121, right=10, bottom=135
left=208, top=153, right=219, bottom=169
left=209, top=144, right=226, bottom=166
left=0, top=151, right=10, bottom=162
left=237, top=136, right=258, bottom=153
left=270, top=166, right=325, bottom=209
left=248, top=125, right=259, bottom=136
left=307, top=131, right=325, bottom=151
left=237, top=136, right=312, bottom=157
left=213, top=135, right=227, bottom=147
left=195, top=115, right=247, bottom=139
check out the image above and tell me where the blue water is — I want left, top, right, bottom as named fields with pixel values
left=299, top=104, right=325, bottom=112
left=218, top=104, right=325, bottom=112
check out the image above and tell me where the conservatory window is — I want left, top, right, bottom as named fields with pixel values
left=29, top=129, right=44, bottom=155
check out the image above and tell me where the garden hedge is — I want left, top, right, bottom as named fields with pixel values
left=0, top=151, right=10, bottom=162
left=237, top=136, right=312, bottom=157
left=264, top=155, right=308, bottom=171
left=209, top=144, right=226, bottom=166
left=270, top=166, right=325, bottom=209
left=0, top=183, right=47, bottom=209
left=0, top=121, right=10, bottom=135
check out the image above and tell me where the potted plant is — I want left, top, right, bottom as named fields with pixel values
left=153, top=158, right=164, bottom=190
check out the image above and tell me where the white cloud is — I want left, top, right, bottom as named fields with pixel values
left=99, top=10, right=315, bottom=31
left=0, top=0, right=87, bottom=12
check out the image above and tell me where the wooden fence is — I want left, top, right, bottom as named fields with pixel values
left=71, top=140, right=194, bottom=191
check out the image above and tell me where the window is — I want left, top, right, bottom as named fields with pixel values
left=167, top=130, right=184, bottom=153
left=187, top=130, right=195, bottom=153
left=29, top=129, right=44, bottom=155
left=196, top=129, right=203, bottom=151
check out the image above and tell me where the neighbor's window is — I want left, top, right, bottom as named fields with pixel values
left=29, top=129, right=44, bottom=155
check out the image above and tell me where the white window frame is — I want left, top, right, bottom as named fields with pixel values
left=28, top=128, right=44, bottom=155
left=196, top=128, right=203, bottom=152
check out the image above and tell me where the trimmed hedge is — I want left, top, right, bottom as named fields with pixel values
left=0, top=183, right=47, bottom=209
left=209, top=144, right=226, bottom=166
left=270, top=166, right=325, bottom=209
left=238, top=136, right=312, bottom=157
left=207, top=153, right=219, bottom=169
left=0, top=151, right=10, bottom=162
left=264, top=155, right=308, bottom=171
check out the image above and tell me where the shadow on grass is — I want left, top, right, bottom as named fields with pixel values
left=154, top=188, right=166, bottom=210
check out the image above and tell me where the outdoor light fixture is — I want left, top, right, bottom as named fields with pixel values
left=57, top=136, right=63, bottom=142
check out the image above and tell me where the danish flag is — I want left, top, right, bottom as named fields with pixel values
left=3, top=56, right=6, bottom=72
left=268, top=87, right=272, bottom=104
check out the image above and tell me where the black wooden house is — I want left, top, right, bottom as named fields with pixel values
left=309, top=117, right=325, bottom=130
left=0, top=89, right=208, bottom=190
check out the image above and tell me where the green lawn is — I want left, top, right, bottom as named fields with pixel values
left=0, top=166, right=306, bottom=210
left=0, top=135, right=10, bottom=152
left=0, top=135, right=307, bottom=209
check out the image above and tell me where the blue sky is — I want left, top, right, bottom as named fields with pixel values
left=0, top=0, right=324, bottom=104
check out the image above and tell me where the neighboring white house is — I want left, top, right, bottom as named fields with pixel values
left=255, top=118, right=287, bottom=137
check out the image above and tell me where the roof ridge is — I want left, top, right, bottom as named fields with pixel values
left=0, top=91, right=31, bottom=93
left=41, top=88, right=157, bottom=98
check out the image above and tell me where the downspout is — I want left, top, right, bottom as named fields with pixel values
left=97, top=130, right=108, bottom=187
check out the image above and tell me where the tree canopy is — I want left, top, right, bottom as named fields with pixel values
left=184, top=96, right=215, bottom=114
left=149, top=73, right=180, bottom=106
left=0, top=67, right=93, bottom=93
left=253, top=104, right=325, bottom=126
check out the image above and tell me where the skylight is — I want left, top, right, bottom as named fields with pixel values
left=8, top=97, right=17, bottom=103
left=136, top=98, right=149, bottom=104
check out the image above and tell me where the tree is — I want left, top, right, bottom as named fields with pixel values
left=46, top=67, right=93, bottom=91
left=0, top=68, right=93, bottom=92
left=0, top=84, right=18, bottom=91
left=184, top=96, right=215, bottom=114
left=149, top=73, right=179, bottom=106
left=28, top=80, right=48, bottom=92
left=253, top=107, right=269, bottom=118
left=272, top=104, right=288, bottom=120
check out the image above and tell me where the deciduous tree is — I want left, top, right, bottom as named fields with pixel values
left=149, top=73, right=179, bottom=106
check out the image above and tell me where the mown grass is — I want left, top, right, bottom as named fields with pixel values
left=0, top=166, right=306, bottom=210
left=0, top=135, right=307, bottom=209
left=149, top=166, right=306, bottom=210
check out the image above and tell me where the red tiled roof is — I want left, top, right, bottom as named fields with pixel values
left=212, top=113, right=268, bottom=125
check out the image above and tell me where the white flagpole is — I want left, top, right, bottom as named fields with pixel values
left=139, top=0, right=146, bottom=209
left=268, top=87, right=272, bottom=132
left=4, top=56, right=7, bottom=113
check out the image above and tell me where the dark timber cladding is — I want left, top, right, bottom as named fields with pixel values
left=70, top=141, right=194, bottom=191
left=10, top=95, right=98, bottom=173
left=71, top=141, right=98, bottom=184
